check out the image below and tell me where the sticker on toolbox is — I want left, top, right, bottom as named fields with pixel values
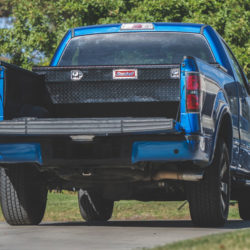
left=113, top=69, right=138, bottom=80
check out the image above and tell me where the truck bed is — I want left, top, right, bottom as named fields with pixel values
left=0, top=62, right=181, bottom=125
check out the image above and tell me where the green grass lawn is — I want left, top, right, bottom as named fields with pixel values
left=148, top=229, right=250, bottom=250
left=0, top=191, right=241, bottom=222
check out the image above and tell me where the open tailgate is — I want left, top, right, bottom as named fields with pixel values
left=0, top=117, right=175, bottom=136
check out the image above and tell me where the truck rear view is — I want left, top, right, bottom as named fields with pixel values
left=0, top=23, right=248, bottom=227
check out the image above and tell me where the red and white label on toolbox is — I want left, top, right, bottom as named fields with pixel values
left=113, top=69, right=138, bottom=80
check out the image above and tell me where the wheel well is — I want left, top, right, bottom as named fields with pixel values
left=218, top=113, right=233, bottom=162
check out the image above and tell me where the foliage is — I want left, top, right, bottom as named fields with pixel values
left=0, top=0, right=249, bottom=78
left=0, top=0, right=11, bottom=17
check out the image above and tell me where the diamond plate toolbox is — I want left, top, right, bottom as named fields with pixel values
left=33, top=65, right=180, bottom=104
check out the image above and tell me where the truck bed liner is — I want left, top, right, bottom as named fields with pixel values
left=0, top=117, right=174, bottom=136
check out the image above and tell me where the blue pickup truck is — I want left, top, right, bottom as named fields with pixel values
left=0, top=23, right=249, bottom=227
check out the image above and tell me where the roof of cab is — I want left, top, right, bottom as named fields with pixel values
left=72, top=23, right=206, bottom=37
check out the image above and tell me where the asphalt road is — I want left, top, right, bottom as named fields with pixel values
left=1, top=220, right=250, bottom=250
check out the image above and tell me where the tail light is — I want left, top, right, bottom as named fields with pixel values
left=186, top=74, right=200, bottom=112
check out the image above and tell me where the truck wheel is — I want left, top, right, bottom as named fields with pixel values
left=0, top=166, right=47, bottom=225
left=238, top=191, right=250, bottom=220
left=78, top=189, right=114, bottom=222
left=187, top=138, right=231, bottom=227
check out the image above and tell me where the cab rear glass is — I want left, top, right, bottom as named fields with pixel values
left=58, top=32, right=215, bottom=66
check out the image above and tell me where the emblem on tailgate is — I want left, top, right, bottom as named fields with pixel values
left=71, top=70, right=83, bottom=81
left=113, top=69, right=138, bottom=80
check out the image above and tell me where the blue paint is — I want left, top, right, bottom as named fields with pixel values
left=174, top=122, right=183, bottom=132
left=0, top=66, right=4, bottom=120
left=195, top=57, right=234, bottom=84
left=154, top=22, right=203, bottom=33
left=181, top=57, right=197, bottom=72
left=74, top=23, right=203, bottom=37
left=131, top=139, right=208, bottom=164
left=203, top=27, right=222, bottom=65
left=74, top=23, right=121, bottom=36
left=181, top=113, right=200, bottom=134
left=203, top=26, right=233, bottom=76
left=50, top=30, right=72, bottom=66
left=0, top=143, right=42, bottom=164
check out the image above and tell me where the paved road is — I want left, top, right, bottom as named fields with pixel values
left=1, top=220, right=250, bottom=250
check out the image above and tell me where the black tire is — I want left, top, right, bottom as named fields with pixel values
left=78, top=189, right=114, bottom=222
left=187, top=138, right=231, bottom=227
left=238, top=191, right=250, bottom=220
left=0, top=166, right=47, bottom=225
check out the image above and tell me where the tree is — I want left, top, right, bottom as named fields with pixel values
left=0, top=0, right=12, bottom=17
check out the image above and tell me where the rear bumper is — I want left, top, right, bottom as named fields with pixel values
left=0, top=135, right=212, bottom=167
left=132, top=135, right=212, bottom=165
left=0, top=143, right=42, bottom=164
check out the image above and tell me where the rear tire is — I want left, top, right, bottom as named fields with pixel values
left=238, top=191, right=250, bottom=220
left=78, top=189, right=114, bottom=222
left=187, top=138, right=231, bottom=227
left=0, top=166, right=47, bottom=225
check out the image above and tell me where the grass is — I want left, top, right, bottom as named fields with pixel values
left=0, top=191, right=241, bottom=222
left=148, top=229, right=250, bottom=250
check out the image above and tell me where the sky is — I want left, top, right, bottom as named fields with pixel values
left=0, top=17, right=12, bottom=60
left=0, top=17, right=13, bottom=29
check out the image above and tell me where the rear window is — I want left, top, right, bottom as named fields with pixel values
left=58, top=32, right=215, bottom=66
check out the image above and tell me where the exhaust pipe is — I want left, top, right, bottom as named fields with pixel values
left=152, top=171, right=203, bottom=182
